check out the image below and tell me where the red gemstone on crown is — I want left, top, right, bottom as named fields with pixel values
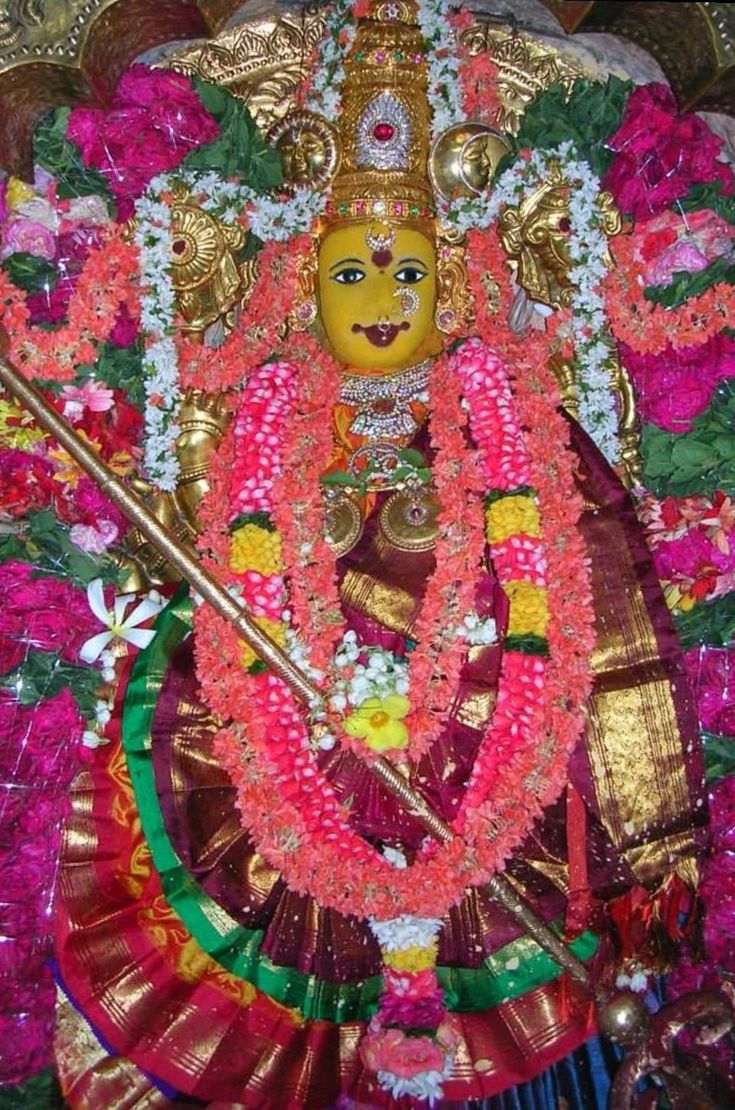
left=373, top=122, right=395, bottom=142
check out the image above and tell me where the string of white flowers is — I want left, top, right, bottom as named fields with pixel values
left=177, top=169, right=326, bottom=241
left=306, top=0, right=358, bottom=120
left=416, top=0, right=465, bottom=140
left=369, top=914, right=443, bottom=951
left=134, top=181, right=181, bottom=490
left=446, top=143, right=620, bottom=463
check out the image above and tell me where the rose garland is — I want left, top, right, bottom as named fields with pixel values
left=192, top=335, right=594, bottom=922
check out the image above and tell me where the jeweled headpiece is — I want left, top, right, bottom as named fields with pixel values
left=325, top=0, right=434, bottom=227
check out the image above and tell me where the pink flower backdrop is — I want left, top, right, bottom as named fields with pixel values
left=0, top=60, right=734, bottom=1101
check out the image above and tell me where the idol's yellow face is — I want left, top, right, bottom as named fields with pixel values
left=317, top=223, right=439, bottom=372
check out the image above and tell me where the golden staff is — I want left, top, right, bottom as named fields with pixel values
left=0, top=349, right=594, bottom=995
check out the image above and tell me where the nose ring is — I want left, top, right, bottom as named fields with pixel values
left=393, top=288, right=419, bottom=318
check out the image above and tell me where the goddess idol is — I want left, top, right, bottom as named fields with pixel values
left=50, top=2, right=712, bottom=1108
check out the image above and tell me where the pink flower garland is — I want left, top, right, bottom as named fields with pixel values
left=192, top=338, right=595, bottom=922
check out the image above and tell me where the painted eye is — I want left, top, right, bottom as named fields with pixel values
left=394, top=266, right=427, bottom=285
left=332, top=267, right=366, bottom=285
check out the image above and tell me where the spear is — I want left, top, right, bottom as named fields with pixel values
left=0, top=346, right=594, bottom=994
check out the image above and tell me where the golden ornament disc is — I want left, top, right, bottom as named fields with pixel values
left=324, top=491, right=364, bottom=556
left=429, top=122, right=512, bottom=201
left=379, top=489, right=440, bottom=551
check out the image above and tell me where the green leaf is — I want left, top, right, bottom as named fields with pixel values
left=641, top=383, right=735, bottom=497
left=644, top=257, right=735, bottom=309
left=1, top=252, right=58, bottom=294
left=1, top=651, right=101, bottom=713
left=674, top=591, right=735, bottom=649
left=397, top=448, right=427, bottom=467
left=181, top=77, right=283, bottom=189
left=0, top=510, right=119, bottom=588
left=321, top=470, right=361, bottom=488
left=703, top=733, right=735, bottom=783
left=74, top=339, right=146, bottom=408
left=510, top=76, right=631, bottom=177
left=680, top=183, right=735, bottom=225
left=0, top=1068, right=65, bottom=1110
left=230, top=510, right=275, bottom=532
left=34, top=107, right=116, bottom=208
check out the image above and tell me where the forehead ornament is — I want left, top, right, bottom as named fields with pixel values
left=365, top=223, right=396, bottom=252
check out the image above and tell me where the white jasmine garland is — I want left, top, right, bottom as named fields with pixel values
left=447, top=144, right=620, bottom=462
left=376, top=1059, right=454, bottom=1105
left=178, top=169, right=326, bottom=241
left=416, top=0, right=465, bottom=141
left=135, top=183, right=181, bottom=490
left=369, top=914, right=443, bottom=952
left=306, top=0, right=357, bottom=120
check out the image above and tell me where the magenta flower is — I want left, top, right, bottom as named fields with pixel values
left=67, top=64, right=219, bottom=218
left=604, top=84, right=734, bottom=221
left=621, top=334, right=735, bottom=432
left=0, top=217, right=56, bottom=260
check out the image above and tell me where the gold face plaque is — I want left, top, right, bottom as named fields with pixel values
left=429, top=122, right=512, bottom=201
left=267, top=111, right=341, bottom=192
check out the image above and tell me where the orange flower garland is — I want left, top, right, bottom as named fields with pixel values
left=191, top=336, right=594, bottom=921
left=0, top=226, right=139, bottom=381
left=603, top=232, right=735, bottom=355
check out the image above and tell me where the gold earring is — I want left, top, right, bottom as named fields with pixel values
left=287, top=243, right=318, bottom=332
left=435, top=238, right=473, bottom=335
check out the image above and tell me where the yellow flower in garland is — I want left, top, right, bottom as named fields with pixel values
left=382, top=943, right=439, bottom=972
left=240, top=616, right=288, bottom=671
left=6, top=176, right=35, bottom=209
left=230, top=523, right=282, bottom=576
left=486, top=494, right=540, bottom=544
left=343, top=695, right=410, bottom=752
left=0, top=399, right=45, bottom=452
left=505, top=580, right=550, bottom=638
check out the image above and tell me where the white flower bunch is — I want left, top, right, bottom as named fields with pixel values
left=417, top=0, right=465, bottom=141
left=455, top=612, right=497, bottom=646
left=306, top=0, right=357, bottom=120
left=328, top=632, right=409, bottom=711
left=179, top=170, right=326, bottom=242
left=377, top=1060, right=454, bottom=1106
left=369, top=914, right=443, bottom=951
left=135, top=185, right=181, bottom=490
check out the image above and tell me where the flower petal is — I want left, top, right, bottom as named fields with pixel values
left=86, top=578, right=111, bottom=627
left=79, top=629, right=114, bottom=664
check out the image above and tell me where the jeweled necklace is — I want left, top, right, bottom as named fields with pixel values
left=339, top=356, right=432, bottom=439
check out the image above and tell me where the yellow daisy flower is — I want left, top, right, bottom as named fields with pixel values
left=6, top=177, right=36, bottom=209
left=486, top=494, right=540, bottom=544
left=505, top=580, right=550, bottom=638
left=343, top=695, right=410, bottom=752
left=230, top=523, right=282, bottom=576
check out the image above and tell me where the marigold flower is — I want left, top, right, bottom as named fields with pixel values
left=230, top=522, right=282, bottom=576
left=240, top=615, right=287, bottom=671
left=504, top=580, right=550, bottom=638
left=382, top=942, right=439, bottom=972
left=343, top=694, right=410, bottom=752
left=486, top=494, right=540, bottom=544
left=0, top=399, right=45, bottom=452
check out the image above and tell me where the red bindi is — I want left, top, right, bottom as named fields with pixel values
left=371, top=249, right=393, bottom=268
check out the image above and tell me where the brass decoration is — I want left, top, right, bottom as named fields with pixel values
left=460, top=20, right=583, bottom=135
left=324, top=489, right=364, bottom=556
left=430, top=121, right=512, bottom=201
left=435, top=238, right=474, bottom=334
left=498, top=157, right=621, bottom=310
left=267, top=110, right=342, bottom=193
left=119, top=389, right=231, bottom=589
left=379, top=487, right=441, bottom=551
left=170, top=13, right=328, bottom=135
left=605, top=989, right=735, bottom=1110
left=168, top=180, right=247, bottom=337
